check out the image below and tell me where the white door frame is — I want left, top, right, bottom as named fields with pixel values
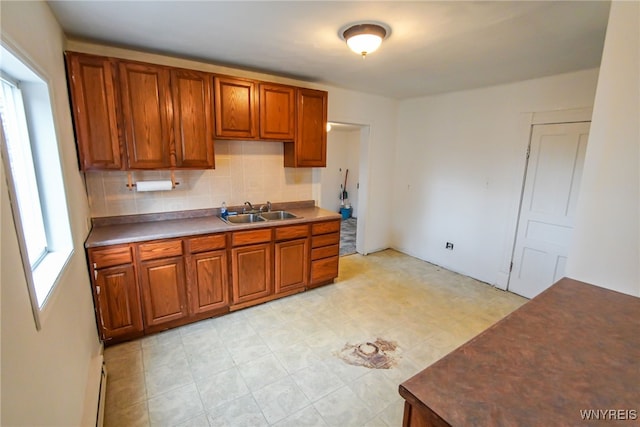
left=313, top=121, right=372, bottom=255
left=356, top=125, right=371, bottom=255
left=498, top=107, right=593, bottom=291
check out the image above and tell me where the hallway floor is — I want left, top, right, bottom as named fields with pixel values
left=103, top=250, right=527, bottom=427
left=340, top=217, right=357, bottom=256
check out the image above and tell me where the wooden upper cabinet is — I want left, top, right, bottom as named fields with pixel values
left=119, top=61, right=172, bottom=169
left=66, top=52, right=122, bottom=170
left=66, top=52, right=329, bottom=170
left=259, top=84, right=295, bottom=141
left=284, top=88, right=328, bottom=167
left=214, top=76, right=257, bottom=139
left=171, top=69, right=215, bottom=168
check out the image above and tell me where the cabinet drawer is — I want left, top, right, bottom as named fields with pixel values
left=188, top=234, right=226, bottom=253
left=275, top=224, right=309, bottom=241
left=138, top=240, right=183, bottom=261
left=311, top=256, right=339, bottom=284
left=232, top=229, right=272, bottom=246
left=311, top=232, right=339, bottom=248
left=90, top=245, right=132, bottom=269
left=312, top=220, right=340, bottom=235
left=311, top=244, right=339, bottom=260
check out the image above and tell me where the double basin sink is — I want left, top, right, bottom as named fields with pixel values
left=220, top=210, right=299, bottom=225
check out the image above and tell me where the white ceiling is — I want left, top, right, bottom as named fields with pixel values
left=47, top=1, right=610, bottom=99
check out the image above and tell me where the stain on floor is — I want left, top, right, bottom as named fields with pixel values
left=336, top=338, right=400, bottom=369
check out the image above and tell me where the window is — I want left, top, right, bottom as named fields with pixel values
left=0, top=45, right=73, bottom=329
left=0, top=78, right=49, bottom=267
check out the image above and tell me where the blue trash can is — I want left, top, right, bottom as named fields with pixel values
left=340, top=206, right=352, bottom=220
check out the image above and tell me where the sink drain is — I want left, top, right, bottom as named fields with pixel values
left=336, top=338, right=400, bottom=369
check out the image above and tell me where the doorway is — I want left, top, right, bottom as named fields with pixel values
left=508, top=121, right=590, bottom=298
left=320, top=122, right=367, bottom=256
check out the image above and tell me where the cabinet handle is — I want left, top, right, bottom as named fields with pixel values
left=93, top=263, right=98, bottom=280
left=96, top=285, right=100, bottom=295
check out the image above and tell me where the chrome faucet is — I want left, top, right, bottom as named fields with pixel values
left=243, top=201, right=254, bottom=213
left=260, top=201, right=272, bottom=213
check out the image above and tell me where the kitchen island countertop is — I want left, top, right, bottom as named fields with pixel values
left=399, top=277, right=640, bottom=426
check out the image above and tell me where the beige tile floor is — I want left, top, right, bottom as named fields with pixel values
left=103, top=249, right=527, bottom=427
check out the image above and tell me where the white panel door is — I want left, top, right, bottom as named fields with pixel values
left=508, top=122, right=590, bottom=298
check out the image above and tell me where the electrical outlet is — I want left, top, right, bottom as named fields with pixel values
left=445, top=242, right=454, bottom=250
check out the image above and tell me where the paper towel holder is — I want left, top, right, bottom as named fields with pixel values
left=126, top=171, right=180, bottom=191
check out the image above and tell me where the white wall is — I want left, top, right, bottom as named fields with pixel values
left=321, top=131, right=350, bottom=213
left=566, top=1, right=640, bottom=297
left=326, top=89, right=397, bottom=253
left=392, top=68, right=600, bottom=287
left=0, top=2, right=102, bottom=426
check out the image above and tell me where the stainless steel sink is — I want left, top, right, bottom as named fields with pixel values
left=259, top=210, right=298, bottom=221
left=222, top=213, right=265, bottom=224
left=220, top=210, right=299, bottom=225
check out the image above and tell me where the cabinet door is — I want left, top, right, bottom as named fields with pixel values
left=259, top=84, right=295, bottom=141
left=284, top=88, right=328, bottom=167
left=95, top=264, right=143, bottom=341
left=214, top=77, right=257, bottom=139
left=139, top=256, right=188, bottom=327
left=231, top=243, right=272, bottom=304
left=275, top=238, right=308, bottom=294
left=171, top=69, right=215, bottom=168
left=66, top=53, right=122, bottom=170
left=188, top=250, right=229, bottom=315
left=119, top=61, right=172, bottom=168
left=310, top=256, right=339, bottom=287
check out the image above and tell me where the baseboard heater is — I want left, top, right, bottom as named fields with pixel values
left=96, top=363, right=107, bottom=427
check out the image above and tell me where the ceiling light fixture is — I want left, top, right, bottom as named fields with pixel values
left=342, top=23, right=389, bottom=58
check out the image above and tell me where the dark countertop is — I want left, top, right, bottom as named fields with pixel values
left=399, top=278, right=640, bottom=426
left=85, top=201, right=341, bottom=248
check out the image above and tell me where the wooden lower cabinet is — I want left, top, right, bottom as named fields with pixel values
left=231, top=243, right=273, bottom=306
left=310, top=255, right=339, bottom=285
left=309, top=219, right=340, bottom=287
left=138, top=256, right=189, bottom=329
left=187, top=249, right=229, bottom=315
left=275, top=238, right=308, bottom=294
left=94, top=264, right=144, bottom=341
left=88, top=217, right=339, bottom=344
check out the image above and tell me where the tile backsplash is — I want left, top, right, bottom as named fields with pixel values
left=84, top=140, right=314, bottom=217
